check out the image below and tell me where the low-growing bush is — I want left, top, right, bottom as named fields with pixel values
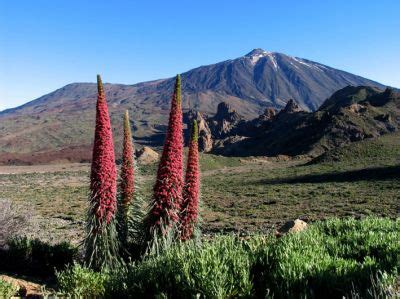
left=56, top=263, right=109, bottom=297
left=0, top=279, right=17, bottom=298
left=56, top=217, right=400, bottom=298
left=252, top=217, right=400, bottom=298
left=0, top=237, right=78, bottom=276
left=107, top=236, right=253, bottom=298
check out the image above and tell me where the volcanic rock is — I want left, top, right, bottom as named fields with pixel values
left=208, top=102, right=244, bottom=138
left=135, top=146, right=159, bottom=164
left=259, top=107, right=277, bottom=121
left=280, top=99, right=303, bottom=114
left=186, top=110, right=213, bottom=152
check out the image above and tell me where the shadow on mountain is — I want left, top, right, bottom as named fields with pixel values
left=255, top=165, right=400, bottom=185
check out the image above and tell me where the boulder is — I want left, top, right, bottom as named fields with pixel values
left=135, top=146, right=159, bottom=165
left=276, top=219, right=308, bottom=237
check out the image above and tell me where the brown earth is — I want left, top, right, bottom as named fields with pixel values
left=0, top=275, right=44, bottom=297
left=0, top=145, right=92, bottom=166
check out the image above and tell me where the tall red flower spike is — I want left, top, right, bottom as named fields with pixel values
left=147, top=74, right=184, bottom=234
left=120, top=110, right=135, bottom=208
left=117, top=110, right=135, bottom=247
left=85, top=75, right=119, bottom=270
left=89, top=74, right=117, bottom=224
left=180, top=120, right=200, bottom=240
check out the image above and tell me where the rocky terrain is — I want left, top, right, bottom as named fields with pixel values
left=0, top=49, right=391, bottom=165
left=189, top=86, right=400, bottom=157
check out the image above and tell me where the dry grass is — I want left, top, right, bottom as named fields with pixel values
left=0, top=133, right=399, bottom=243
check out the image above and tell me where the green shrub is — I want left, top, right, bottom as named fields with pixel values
left=56, top=263, right=109, bottom=297
left=31, top=238, right=78, bottom=272
left=251, top=217, right=400, bottom=298
left=2, top=237, right=77, bottom=276
left=0, top=279, right=17, bottom=298
left=107, top=236, right=253, bottom=298
left=55, top=218, right=399, bottom=298
left=6, top=236, right=32, bottom=263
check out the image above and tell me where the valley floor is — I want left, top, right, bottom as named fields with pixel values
left=1, top=132, right=399, bottom=244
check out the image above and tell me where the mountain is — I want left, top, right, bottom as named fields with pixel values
left=0, top=49, right=391, bottom=164
left=209, top=86, right=400, bottom=157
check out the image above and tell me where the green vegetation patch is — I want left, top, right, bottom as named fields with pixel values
left=312, top=131, right=400, bottom=167
left=57, top=217, right=400, bottom=298
left=0, top=279, right=17, bottom=298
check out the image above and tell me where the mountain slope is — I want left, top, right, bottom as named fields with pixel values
left=182, top=49, right=386, bottom=111
left=0, top=49, right=391, bottom=164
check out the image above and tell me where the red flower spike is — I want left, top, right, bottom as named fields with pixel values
left=89, top=74, right=117, bottom=224
left=180, top=120, right=200, bottom=240
left=120, top=110, right=135, bottom=207
left=147, top=74, right=184, bottom=233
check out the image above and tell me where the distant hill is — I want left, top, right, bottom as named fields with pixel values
left=211, top=86, right=400, bottom=157
left=0, top=49, right=392, bottom=164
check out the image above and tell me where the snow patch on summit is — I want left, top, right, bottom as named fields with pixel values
left=247, top=51, right=278, bottom=70
left=292, top=57, right=324, bottom=72
left=267, top=53, right=278, bottom=70
left=248, top=50, right=270, bottom=65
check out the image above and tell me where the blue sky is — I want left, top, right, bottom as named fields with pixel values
left=0, top=0, right=399, bottom=111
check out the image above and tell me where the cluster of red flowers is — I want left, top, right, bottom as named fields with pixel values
left=88, top=73, right=200, bottom=261
left=146, top=74, right=200, bottom=240
left=180, top=120, right=200, bottom=240
left=89, top=75, right=117, bottom=224
left=148, top=75, right=184, bottom=231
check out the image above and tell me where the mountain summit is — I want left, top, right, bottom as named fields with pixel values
left=245, top=48, right=271, bottom=56
left=0, top=49, right=392, bottom=164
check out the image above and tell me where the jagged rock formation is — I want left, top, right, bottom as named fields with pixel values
left=184, top=86, right=400, bottom=157
left=279, top=99, right=303, bottom=114
left=208, top=102, right=244, bottom=139
left=185, top=102, right=247, bottom=153
left=214, top=86, right=400, bottom=156
left=185, top=110, right=213, bottom=152
left=258, top=107, right=277, bottom=122
left=241, top=107, right=277, bottom=134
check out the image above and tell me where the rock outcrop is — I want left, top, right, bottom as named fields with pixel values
left=259, top=107, right=277, bottom=122
left=250, top=107, right=277, bottom=130
left=185, top=102, right=245, bottom=152
left=214, top=86, right=400, bottom=156
left=135, top=146, right=159, bottom=164
left=208, top=102, right=244, bottom=138
left=280, top=99, right=303, bottom=114
left=183, top=86, right=400, bottom=157
left=186, top=110, right=213, bottom=152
